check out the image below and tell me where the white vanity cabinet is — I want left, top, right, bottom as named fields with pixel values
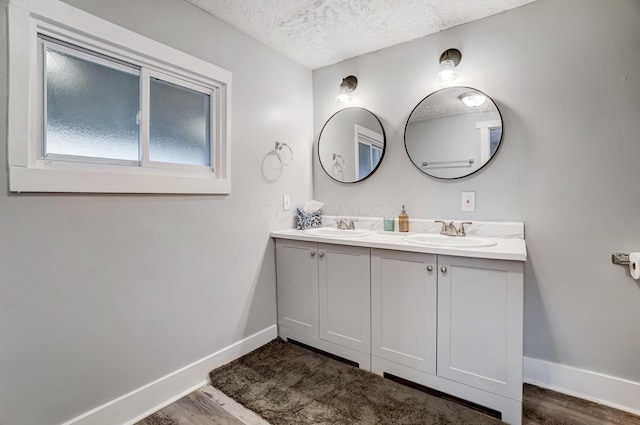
left=370, top=250, right=523, bottom=425
left=437, top=255, right=523, bottom=401
left=275, top=239, right=319, bottom=336
left=275, top=239, right=371, bottom=367
left=371, top=249, right=437, bottom=374
left=273, top=229, right=525, bottom=425
left=318, top=243, right=371, bottom=353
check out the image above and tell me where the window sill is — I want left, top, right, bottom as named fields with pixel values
left=8, top=166, right=231, bottom=194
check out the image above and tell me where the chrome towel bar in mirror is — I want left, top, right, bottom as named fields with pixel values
left=422, top=159, right=474, bottom=168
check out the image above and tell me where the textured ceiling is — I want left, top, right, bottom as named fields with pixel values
left=409, top=87, right=498, bottom=122
left=186, top=0, right=537, bottom=69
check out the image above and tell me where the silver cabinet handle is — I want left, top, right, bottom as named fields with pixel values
left=426, top=265, right=433, bottom=272
left=440, top=266, right=447, bottom=273
left=319, top=252, right=325, bottom=258
left=310, top=251, right=316, bottom=257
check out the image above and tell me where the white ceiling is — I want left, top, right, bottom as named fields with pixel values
left=186, top=0, right=537, bottom=69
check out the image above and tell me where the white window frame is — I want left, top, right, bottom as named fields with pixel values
left=475, top=120, right=502, bottom=165
left=8, top=0, right=232, bottom=194
left=353, top=124, right=384, bottom=180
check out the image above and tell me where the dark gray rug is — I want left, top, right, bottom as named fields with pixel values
left=209, top=339, right=503, bottom=425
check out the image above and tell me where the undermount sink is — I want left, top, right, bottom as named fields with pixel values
left=403, top=233, right=497, bottom=248
left=302, top=228, right=369, bottom=238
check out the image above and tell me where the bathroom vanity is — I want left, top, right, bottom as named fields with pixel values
left=271, top=219, right=526, bottom=425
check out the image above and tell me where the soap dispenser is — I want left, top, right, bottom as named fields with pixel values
left=399, top=205, right=409, bottom=232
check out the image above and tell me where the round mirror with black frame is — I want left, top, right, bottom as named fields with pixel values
left=404, top=87, right=503, bottom=179
left=318, top=107, right=386, bottom=183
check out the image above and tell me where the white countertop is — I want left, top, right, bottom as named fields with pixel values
left=271, top=229, right=527, bottom=262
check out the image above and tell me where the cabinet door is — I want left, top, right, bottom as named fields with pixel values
left=371, top=249, right=437, bottom=374
left=437, top=255, right=523, bottom=400
left=318, top=243, right=371, bottom=353
left=276, top=239, right=319, bottom=336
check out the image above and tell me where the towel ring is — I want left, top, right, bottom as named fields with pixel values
left=275, top=141, right=293, bottom=166
left=333, top=153, right=345, bottom=173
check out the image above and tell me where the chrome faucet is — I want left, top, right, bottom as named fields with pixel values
left=335, top=218, right=358, bottom=230
left=435, top=220, right=472, bottom=237
left=445, top=221, right=459, bottom=236
left=435, top=220, right=454, bottom=235
left=458, top=222, right=472, bottom=236
left=335, top=219, right=347, bottom=229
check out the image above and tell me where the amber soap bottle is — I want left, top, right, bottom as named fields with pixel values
left=399, top=205, right=409, bottom=232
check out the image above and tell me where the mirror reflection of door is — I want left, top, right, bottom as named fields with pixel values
left=476, top=120, right=502, bottom=164
left=355, top=124, right=384, bottom=180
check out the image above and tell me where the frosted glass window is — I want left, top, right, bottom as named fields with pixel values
left=44, top=47, right=140, bottom=161
left=11, top=7, right=231, bottom=194
left=149, top=78, right=211, bottom=166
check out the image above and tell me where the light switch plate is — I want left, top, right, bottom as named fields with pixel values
left=461, top=191, right=475, bottom=212
left=283, top=195, right=291, bottom=211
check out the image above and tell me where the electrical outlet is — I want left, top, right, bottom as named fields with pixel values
left=283, top=195, right=291, bottom=211
left=461, top=191, right=475, bottom=212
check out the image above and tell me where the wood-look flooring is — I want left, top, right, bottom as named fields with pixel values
left=138, top=382, right=640, bottom=425
left=523, top=383, right=640, bottom=425
left=136, top=385, right=269, bottom=425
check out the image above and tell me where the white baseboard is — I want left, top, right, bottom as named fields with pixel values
left=523, top=356, right=640, bottom=416
left=61, top=325, right=278, bottom=425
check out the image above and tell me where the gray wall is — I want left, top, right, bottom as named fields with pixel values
left=406, top=111, right=500, bottom=178
left=0, top=1, right=312, bottom=424
left=313, top=0, right=640, bottom=382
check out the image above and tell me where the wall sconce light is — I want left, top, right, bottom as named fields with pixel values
left=460, top=93, right=487, bottom=107
left=336, top=75, right=358, bottom=103
left=437, top=48, right=461, bottom=83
